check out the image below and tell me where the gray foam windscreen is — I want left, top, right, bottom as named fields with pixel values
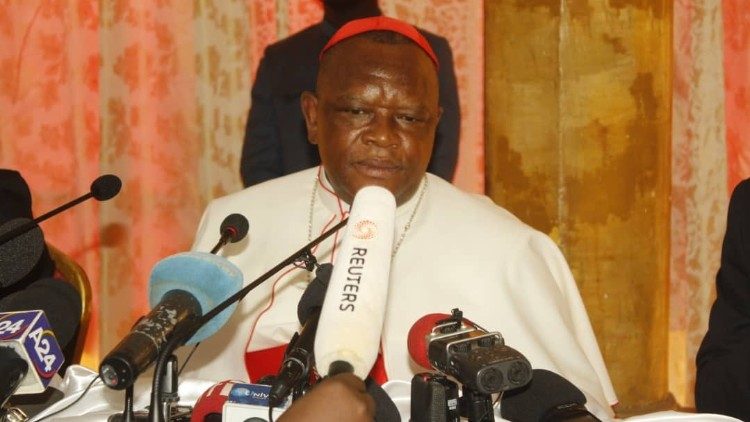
left=0, top=218, right=45, bottom=288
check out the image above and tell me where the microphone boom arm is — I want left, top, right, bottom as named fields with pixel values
left=0, top=195, right=93, bottom=245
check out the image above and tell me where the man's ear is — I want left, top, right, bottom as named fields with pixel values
left=301, top=91, right=319, bottom=145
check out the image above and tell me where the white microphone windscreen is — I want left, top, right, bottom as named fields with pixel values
left=314, top=186, right=396, bottom=379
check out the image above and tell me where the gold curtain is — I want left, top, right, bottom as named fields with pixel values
left=485, top=0, right=672, bottom=411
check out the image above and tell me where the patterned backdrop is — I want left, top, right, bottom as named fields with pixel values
left=0, top=0, right=748, bottom=406
left=670, top=0, right=750, bottom=404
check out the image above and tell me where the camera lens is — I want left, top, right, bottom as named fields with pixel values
left=507, top=361, right=531, bottom=385
left=478, top=366, right=504, bottom=391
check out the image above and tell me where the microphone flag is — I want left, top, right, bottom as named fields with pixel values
left=0, top=310, right=64, bottom=394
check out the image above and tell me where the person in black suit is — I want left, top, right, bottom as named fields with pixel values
left=695, top=177, right=750, bottom=420
left=240, top=0, right=460, bottom=187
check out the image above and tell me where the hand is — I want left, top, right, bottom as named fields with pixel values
left=277, top=373, right=376, bottom=421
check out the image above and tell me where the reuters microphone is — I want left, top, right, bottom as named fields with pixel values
left=314, top=186, right=396, bottom=379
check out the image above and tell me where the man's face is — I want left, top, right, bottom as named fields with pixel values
left=301, top=37, right=441, bottom=205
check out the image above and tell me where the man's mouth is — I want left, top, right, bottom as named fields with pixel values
left=352, top=159, right=402, bottom=179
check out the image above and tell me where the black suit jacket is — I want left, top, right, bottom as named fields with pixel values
left=695, top=178, right=750, bottom=420
left=240, top=20, right=461, bottom=187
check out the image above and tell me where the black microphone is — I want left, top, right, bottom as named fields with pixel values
left=268, top=264, right=333, bottom=407
left=0, top=348, right=28, bottom=408
left=99, top=260, right=244, bottom=390
left=0, top=174, right=122, bottom=246
left=0, top=219, right=46, bottom=288
left=99, top=222, right=249, bottom=390
left=0, top=277, right=81, bottom=348
left=0, top=278, right=80, bottom=402
left=210, top=214, right=250, bottom=254
left=90, top=174, right=122, bottom=201
left=500, top=369, right=601, bottom=422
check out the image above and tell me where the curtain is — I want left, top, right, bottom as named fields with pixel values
left=0, top=0, right=103, bottom=366
left=670, top=0, right=750, bottom=406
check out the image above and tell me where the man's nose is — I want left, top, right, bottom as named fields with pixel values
left=362, top=113, right=398, bottom=148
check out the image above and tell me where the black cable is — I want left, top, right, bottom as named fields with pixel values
left=177, top=343, right=200, bottom=377
left=35, top=375, right=101, bottom=421
left=268, top=405, right=274, bottom=422
left=477, top=390, right=503, bottom=422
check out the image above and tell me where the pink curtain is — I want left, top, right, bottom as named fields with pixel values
left=0, top=1, right=102, bottom=365
left=723, top=0, right=750, bottom=189
left=670, top=0, right=750, bottom=405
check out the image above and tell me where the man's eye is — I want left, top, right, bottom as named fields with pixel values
left=398, top=114, right=420, bottom=123
left=346, top=108, right=365, bottom=115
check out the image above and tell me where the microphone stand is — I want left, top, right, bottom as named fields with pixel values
left=461, top=386, right=495, bottom=422
left=148, top=218, right=348, bottom=422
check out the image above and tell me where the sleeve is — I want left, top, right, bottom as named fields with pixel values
left=528, top=233, right=619, bottom=410
left=695, top=179, right=750, bottom=420
left=427, top=35, right=460, bottom=182
left=240, top=51, right=284, bottom=187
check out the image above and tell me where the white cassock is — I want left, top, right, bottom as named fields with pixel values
left=179, top=167, right=618, bottom=419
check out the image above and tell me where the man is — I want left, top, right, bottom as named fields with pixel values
left=183, top=17, right=617, bottom=418
left=695, top=178, right=750, bottom=420
left=240, top=0, right=460, bottom=186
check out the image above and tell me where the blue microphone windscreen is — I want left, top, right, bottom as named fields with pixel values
left=148, top=252, right=242, bottom=344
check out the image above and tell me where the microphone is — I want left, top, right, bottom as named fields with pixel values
left=407, top=310, right=532, bottom=395
left=0, top=278, right=80, bottom=401
left=191, top=380, right=239, bottom=422
left=500, top=369, right=601, bottom=421
left=192, top=380, right=290, bottom=422
left=0, top=347, right=27, bottom=408
left=90, top=174, right=122, bottom=201
left=0, top=277, right=81, bottom=349
left=0, top=174, right=121, bottom=246
left=210, top=214, right=250, bottom=254
left=98, top=252, right=243, bottom=390
left=0, top=310, right=65, bottom=398
left=268, top=263, right=333, bottom=407
left=0, top=219, right=46, bottom=288
left=314, top=186, right=396, bottom=379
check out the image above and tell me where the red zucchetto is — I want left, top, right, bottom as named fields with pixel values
left=319, top=16, right=439, bottom=68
